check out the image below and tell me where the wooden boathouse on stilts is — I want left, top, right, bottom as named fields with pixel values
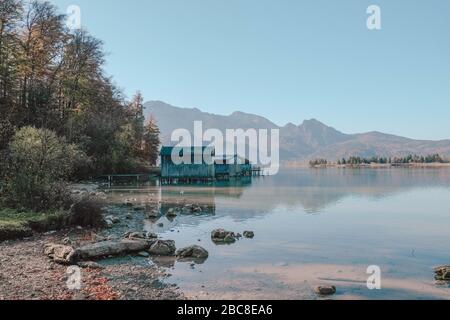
left=160, top=146, right=216, bottom=184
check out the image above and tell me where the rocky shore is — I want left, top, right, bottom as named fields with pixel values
left=0, top=229, right=184, bottom=300
left=0, top=183, right=257, bottom=301
left=0, top=185, right=184, bottom=300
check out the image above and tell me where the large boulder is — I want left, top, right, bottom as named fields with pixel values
left=176, top=245, right=209, bottom=259
left=44, top=243, right=76, bottom=265
left=211, top=229, right=237, bottom=243
left=74, top=240, right=152, bottom=261
left=148, top=240, right=176, bottom=256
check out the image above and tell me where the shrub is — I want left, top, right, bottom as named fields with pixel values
left=1, top=127, right=87, bottom=211
left=68, top=196, right=105, bottom=227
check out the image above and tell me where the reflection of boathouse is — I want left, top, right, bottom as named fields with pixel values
left=160, top=146, right=254, bottom=184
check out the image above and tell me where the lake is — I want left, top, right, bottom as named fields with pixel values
left=106, top=168, right=450, bottom=300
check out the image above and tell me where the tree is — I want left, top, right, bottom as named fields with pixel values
left=127, top=91, right=145, bottom=156
left=1, top=126, right=86, bottom=210
left=0, top=0, right=159, bottom=181
left=0, top=0, right=22, bottom=119
left=143, top=117, right=161, bottom=166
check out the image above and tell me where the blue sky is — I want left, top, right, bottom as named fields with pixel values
left=49, top=0, right=450, bottom=140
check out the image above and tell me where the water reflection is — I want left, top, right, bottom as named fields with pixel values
left=105, top=168, right=450, bottom=227
left=102, top=168, right=450, bottom=300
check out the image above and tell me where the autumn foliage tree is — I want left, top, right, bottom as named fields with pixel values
left=0, top=0, right=160, bottom=182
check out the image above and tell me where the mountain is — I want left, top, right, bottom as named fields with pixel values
left=144, top=101, right=450, bottom=161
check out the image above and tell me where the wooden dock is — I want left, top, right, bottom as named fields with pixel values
left=252, top=167, right=263, bottom=176
left=100, top=170, right=160, bottom=186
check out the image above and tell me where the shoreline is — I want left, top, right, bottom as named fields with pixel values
left=0, top=190, right=185, bottom=300
left=0, top=229, right=183, bottom=300
left=289, top=163, right=450, bottom=169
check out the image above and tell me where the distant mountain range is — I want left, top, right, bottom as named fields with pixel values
left=144, top=101, right=450, bottom=162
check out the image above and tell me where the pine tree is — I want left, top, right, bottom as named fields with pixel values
left=128, top=91, right=145, bottom=156
left=143, top=117, right=160, bottom=166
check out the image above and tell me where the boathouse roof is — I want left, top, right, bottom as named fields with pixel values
left=160, top=146, right=215, bottom=157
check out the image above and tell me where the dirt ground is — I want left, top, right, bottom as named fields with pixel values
left=0, top=229, right=184, bottom=300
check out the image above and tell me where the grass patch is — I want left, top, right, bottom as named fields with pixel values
left=0, top=208, right=68, bottom=241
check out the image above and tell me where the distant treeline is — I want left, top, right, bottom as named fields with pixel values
left=310, top=154, right=447, bottom=167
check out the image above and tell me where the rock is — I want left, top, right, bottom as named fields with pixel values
left=78, top=261, right=104, bottom=269
left=224, top=234, right=236, bottom=243
left=148, top=210, right=159, bottom=218
left=211, top=229, right=237, bottom=243
left=105, top=219, right=114, bottom=228
left=44, top=243, right=76, bottom=265
left=148, top=240, right=176, bottom=256
left=192, top=206, right=202, bottom=213
left=176, top=245, right=209, bottom=259
left=137, top=251, right=150, bottom=258
left=434, top=266, right=450, bottom=281
left=105, top=215, right=119, bottom=224
left=124, top=231, right=158, bottom=240
left=124, top=231, right=146, bottom=239
left=74, top=240, right=152, bottom=261
left=147, top=232, right=158, bottom=239
left=124, top=201, right=133, bottom=207
left=166, top=208, right=178, bottom=217
left=315, top=286, right=336, bottom=296
left=62, top=237, right=72, bottom=245
left=93, top=192, right=107, bottom=200
left=243, top=231, right=255, bottom=239
left=126, top=213, right=133, bottom=220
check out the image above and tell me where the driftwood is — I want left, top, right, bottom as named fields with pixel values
left=74, top=239, right=153, bottom=261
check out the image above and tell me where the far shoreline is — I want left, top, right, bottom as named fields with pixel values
left=282, top=162, right=450, bottom=169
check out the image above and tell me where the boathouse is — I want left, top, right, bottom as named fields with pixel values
left=160, top=146, right=216, bottom=183
left=214, top=155, right=252, bottom=180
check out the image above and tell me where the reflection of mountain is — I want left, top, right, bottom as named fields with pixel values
left=145, top=101, right=450, bottom=161
left=106, top=169, right=450, bottom=234
left=237, top=169, right=450, bottom=213
left=154, top=168, right=450, bottom=219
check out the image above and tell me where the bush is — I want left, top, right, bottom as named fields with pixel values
left=68, top=196, right=105, bottom=227
left=0, top=221, right=33, bottom=242
left=0, top=127, right=87, bottom=211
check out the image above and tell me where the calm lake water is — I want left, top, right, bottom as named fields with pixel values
left=106, top=168, right=450, bottom=300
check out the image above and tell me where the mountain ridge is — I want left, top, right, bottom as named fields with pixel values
left=144, top=101, right=450, bottom=161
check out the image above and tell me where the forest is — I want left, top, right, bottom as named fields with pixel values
left=0, top=0, right=160, bottom=212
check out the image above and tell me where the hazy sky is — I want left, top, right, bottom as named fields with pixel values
left=49, top=0, right=450, bottom=140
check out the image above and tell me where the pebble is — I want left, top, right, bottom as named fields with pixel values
left=315, top=286, right=337, bottom=296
